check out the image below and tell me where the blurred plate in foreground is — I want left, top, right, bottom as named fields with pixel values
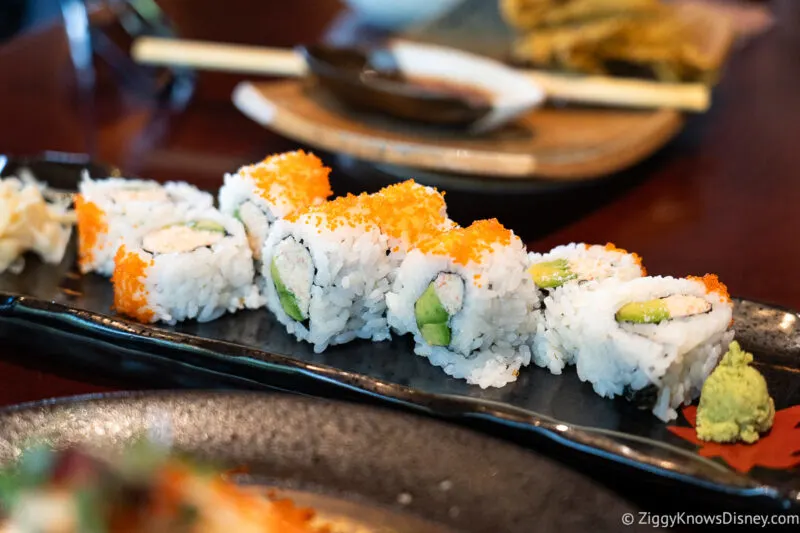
left=0, top=391, right=642, bottom=533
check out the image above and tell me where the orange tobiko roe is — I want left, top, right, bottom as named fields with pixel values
left=250, top=150, right=332, bottom=213
left=417, top=219, right=513, bottom=267
left=603, top=242, right=646, bottom=275
left=285, top=192, right=375, bottom=231
left=285, top=180, right=450, bottom=248
left=367, top=180, right=450, bottom=247
left=687, top=273, right=731, bottom=303
left=75, top=194, right=107, bottom=271
left=111, top=246, right=154, bottom=323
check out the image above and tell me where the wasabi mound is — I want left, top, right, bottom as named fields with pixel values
left=696, top=341, right=775, bottom=443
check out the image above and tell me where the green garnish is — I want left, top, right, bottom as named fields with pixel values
left=75, top=488, right=106, bottom=533
left=16, top=444, right=55, bottom=487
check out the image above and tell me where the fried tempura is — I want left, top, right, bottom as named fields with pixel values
left=502, top=0, right=732, bottom=82
left=501, top=0, right=659, bottom=30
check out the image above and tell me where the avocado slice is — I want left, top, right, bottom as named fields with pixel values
left=187, top=220, right=226, bottom=233
left=270, top=258, right=306, bottom=322
left=529, top=259, right=577, bottom=289
left=420, top=323, right=451, bottom=347
left=615, top=299, right=671, bottom=324
left=415, top=282, right=450, bottom=324
left=415, top=282, right=451, bottom=346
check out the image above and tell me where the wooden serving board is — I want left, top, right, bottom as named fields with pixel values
left=233, top=80, right=684, bottom=180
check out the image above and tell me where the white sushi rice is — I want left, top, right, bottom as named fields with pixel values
left=272, top=236, right=314, bottom=317
left=573, top=276, right=734, bottom=421
left=261, top=215, right=393, bottom=353
left=387, top=237, right=540, bottom=388
left=113, top=208, right=261, bottom=324
left=529, top=243, right=645, bottom=374
left=218, top=172, right=276, bottom=262
left=218, top=161, right=328, bottom=262
left=78, top=175, right=213, bottom=276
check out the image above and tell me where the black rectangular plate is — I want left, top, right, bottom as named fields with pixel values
left=0, top=155, right=799, bottom=509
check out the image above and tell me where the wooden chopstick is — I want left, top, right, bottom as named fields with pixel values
left=132, top=36, right=710, bottom=112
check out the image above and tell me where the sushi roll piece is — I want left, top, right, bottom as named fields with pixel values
left=111, top=208, right=260, bottom=324
left=528, top=242, right=646, bottom=374
left=261, top=193, right=393, bottom=352
left=574, top=274, right=734, bottom=421
left=386, top=219, right=540, bottom=388
left=76, top=176, right=213, bottom=276
left=218, top=150, right=332, bottom=265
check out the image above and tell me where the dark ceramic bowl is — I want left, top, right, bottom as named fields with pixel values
left=0, top=391, right=643, bottom=533
left=298, top=41, right=544, bottom=131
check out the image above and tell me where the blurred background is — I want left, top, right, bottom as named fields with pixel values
left=1, top=0, right=59, bottom=42
left=0, top=0, right=796, bottom=302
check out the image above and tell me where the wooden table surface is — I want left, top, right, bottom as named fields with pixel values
left=0, top=0, right=798, bottom=408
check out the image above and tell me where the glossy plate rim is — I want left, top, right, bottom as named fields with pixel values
left=0, top=291, right=796, bottom=508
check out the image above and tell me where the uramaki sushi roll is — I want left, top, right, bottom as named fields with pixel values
left=574, top=274, right=734, bottom=421
left=386, top=219, right=540, bottom=388
left=528, top=242, right=646, bottom=374
left=218, top=150, right=332, bottom=264
left=76, top=176, right=212, bottom=276
left=261, top=180, right=452, bottom=352
left=111, top=209, right=259, bottom=324
left=261, top=193, right=392, bottom=352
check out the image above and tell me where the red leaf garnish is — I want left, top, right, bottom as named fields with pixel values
left=667, top=405, right=800, bottom=473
